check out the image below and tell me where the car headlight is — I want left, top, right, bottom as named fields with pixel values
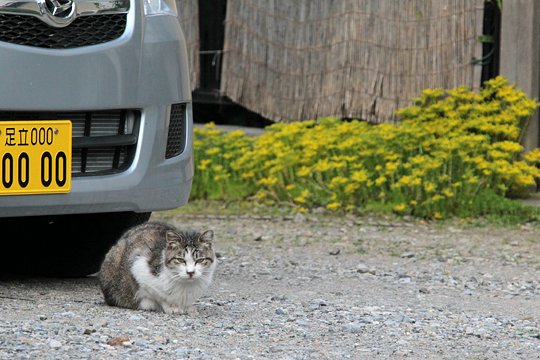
left=144, top=0, right=178, bottom=16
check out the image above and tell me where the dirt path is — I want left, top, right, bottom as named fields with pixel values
left=0, top=211, right=539, bottom=359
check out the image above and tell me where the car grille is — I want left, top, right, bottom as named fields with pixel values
left=0, top=13, right=126, bottom=49
left=0, top=110, right=139, bottom=176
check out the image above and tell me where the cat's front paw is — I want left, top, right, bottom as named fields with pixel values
left=161, top=303, right=180, bottom=315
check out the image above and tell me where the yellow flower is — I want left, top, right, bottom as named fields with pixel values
left=424, top=159, right=442, bottom=170
left=202, top=129, right=222, bottom=137
left=314, top=160, right=332, bottom=172
left=254, top=191, right=266, bottom=200
left=384, top=153, right=400, bottom=161
left=227, top=130, right=246, bottom=138
left=488, top=149, right=509, bottom=160
left=205, top=147, right=220, bottom=156
left=294, top=189, right=310, bottom=204
left=375, top=176, right=386, bottom=186
left=516, top=174, right=536, bottom=187
left=197, top=159, right=211, bottom=170
left=326, top=202, right=341, bottom=211
left=294, top=196, right=306, bottom=204
left=492, top=141, right=523, bottom=154
left=410, top=177, right=421, bottom=186
left=330, top=176, right=348, bottom=188
left=385, top=162, right=399, bottom=174
left=410, top=156, right=426, bottom=165
left=213, top=173, right=229, bottom=181
left=424, top=182, right=436, bottom=193
left=399, top=176, right=412, bottom=186
left=351, top=170, right=368, bottom=183
left=393, top=203, right=407, bottom=213
left=258, top=177, right=279, bottom=187
left=297, top=166, right=311, bottom=177
left=442, top=188, right=454, bottom=198
left=433, top=212, right=443, bottom=220
left=524, top=148, right=540, bottom=164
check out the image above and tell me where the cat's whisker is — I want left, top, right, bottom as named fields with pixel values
left=167, top=273, right=185, bottom=281
left=197, top=273, right=214, bottom=282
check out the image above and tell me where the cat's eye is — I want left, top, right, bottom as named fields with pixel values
left=195, top=258, right=212, bottom=265
left=172, top=258, right=185, bottom=265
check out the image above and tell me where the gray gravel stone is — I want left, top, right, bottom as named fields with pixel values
left=275, top=307, right=288, bottom=315
left=48, top=339, right=62, bottom=349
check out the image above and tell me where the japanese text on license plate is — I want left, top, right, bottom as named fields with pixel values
left=0, top=120, right=72, bottom=195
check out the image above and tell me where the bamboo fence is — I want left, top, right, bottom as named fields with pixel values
left=218, top=0, right=485, bottom=123
left=177, top=0, right=200, bottom=91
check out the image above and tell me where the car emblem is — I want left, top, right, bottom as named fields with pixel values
left=47, top=0, right=73, bottom=16
left=37, top=0, right=77, bottom=28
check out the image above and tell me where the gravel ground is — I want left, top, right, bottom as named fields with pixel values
left=1, top=211, right=539, bottom=359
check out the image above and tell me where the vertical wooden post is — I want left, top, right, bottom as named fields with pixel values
left=500, top=0, right=540, bottom=151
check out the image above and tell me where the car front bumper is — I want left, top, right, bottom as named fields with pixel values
left=0, top=6, right=194, bottom=217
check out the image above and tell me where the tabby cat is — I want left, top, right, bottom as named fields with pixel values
left=98, top=221, right=216, bottom=315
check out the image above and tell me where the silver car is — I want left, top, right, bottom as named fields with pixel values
left=0, top=0, right=194, bottom=276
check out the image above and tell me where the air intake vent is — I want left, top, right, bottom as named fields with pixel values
left=165, top=103, right=187, bottom=159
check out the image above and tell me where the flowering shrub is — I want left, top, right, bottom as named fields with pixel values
left=192, top=76, right=540, bottom=219
left=192, top=127, right=255, bottom=200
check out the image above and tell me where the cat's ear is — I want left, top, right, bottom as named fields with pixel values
left=166, top=230, right=182, bottom=249
left=198, top=230, right=214, bottom=243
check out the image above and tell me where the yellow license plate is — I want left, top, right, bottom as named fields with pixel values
left=0, top=120, right=72, bottom=195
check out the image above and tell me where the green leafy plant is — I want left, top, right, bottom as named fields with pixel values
left=191, top=76, right=540, bottom=220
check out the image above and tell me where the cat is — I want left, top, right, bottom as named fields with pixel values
left=98, top=221, right=217, bottom=315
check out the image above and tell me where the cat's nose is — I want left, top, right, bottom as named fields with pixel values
left=187, top=271, right=195, bottom=278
